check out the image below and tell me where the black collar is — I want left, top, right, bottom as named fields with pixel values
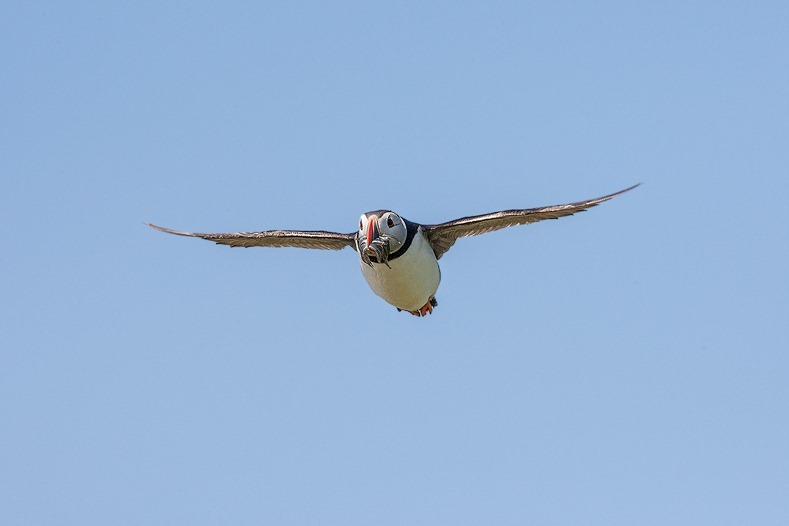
left=387, top=219, right=419, bottom=261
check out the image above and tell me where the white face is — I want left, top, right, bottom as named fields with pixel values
left=359, top=211, right=407, bottom=253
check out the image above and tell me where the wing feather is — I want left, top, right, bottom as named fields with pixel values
left=422, top=184, right=639, bottom=259
left=146, top=223, right=356, bottom=250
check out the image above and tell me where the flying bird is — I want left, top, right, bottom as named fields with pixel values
left=147, top=184, right=638, bottom=317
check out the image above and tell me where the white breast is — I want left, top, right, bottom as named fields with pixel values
left=359, top=227, right=441, bottom=311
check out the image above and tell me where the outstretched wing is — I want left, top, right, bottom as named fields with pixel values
left=422, top=184, right=639, bottom=260
left=146, top=223, right=357, bottom=251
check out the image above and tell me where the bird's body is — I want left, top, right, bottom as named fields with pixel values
left=148, top=184, right=638, bottom=317
left=358, top=222, right=440, bottom=312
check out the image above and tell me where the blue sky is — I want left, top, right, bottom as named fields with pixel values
left=2, top=2, right=788, bottom=524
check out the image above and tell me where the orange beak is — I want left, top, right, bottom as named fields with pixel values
left=366, top=214, right=380, bottom=247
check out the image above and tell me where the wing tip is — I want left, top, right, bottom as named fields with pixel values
left=144, top=222, right=197, bottom=237
left=590, top=183, right=641, bottom=205
left=606, top=182, right=641, bottom=198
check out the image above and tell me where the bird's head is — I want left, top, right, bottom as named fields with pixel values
left=357, top=210, right=407, bottom=267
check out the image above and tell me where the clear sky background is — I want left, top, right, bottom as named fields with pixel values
left=2, top=2, right=788, bottom=525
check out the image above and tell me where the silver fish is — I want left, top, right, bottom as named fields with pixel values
left=361, top=235, right=392, bottom=268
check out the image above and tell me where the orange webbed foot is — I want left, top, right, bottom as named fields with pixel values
left=403, top=297, right=436, bottom=317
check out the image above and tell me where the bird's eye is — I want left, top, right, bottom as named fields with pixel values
left=359, top=218, right=364, bottom=230
left=387, top=216, right=395, bottom=228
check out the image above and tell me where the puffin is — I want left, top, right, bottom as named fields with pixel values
left=147, top=184, right=638, bottom=316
